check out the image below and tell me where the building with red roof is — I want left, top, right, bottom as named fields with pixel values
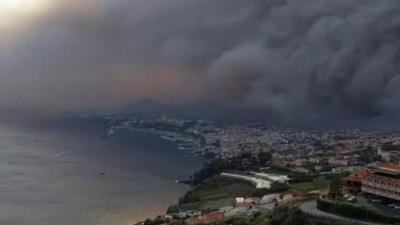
left=362, top=163, right=400, bottom=201
left=344, top=168, right=370, bottom=193
left=345, top=163, right=400, bottom=201
left=186, top=212, right=224, bottom=225
left=235, top=202, right=254, bottom=209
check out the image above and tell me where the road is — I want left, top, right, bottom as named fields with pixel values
left=299, top=200, right=387, bottom=225
left=220, top=172, right=271, bottom=188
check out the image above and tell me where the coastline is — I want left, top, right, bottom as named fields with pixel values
left=81, top=123, right=206, bottom=223
left=105, top=127, right=207, bottom=223
left=89, top=124, right=207, bottom=223
left=0, top=121, right=204, bottom=225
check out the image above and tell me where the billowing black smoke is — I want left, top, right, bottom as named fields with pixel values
left=1, top=0, right=400, bottom=127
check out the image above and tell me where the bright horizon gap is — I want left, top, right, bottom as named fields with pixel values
left=0, top=0, right=43, bottom=13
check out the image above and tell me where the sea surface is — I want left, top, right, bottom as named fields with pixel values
left=0, top=120, right=203, bottom=225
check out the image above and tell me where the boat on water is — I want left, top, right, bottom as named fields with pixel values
left=161, top=135, right=177, bottom=142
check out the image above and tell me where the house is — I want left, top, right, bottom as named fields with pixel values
left=344, top=168, right=369, bottom=194
left=261, top=194, right=280, bottom=204
left=186, top=212, right=224, bottom=225
left=244, top=197, right=261, bottom=205
left=235, top=197, right=244, bottom=203
left=179, top=210, right=201, bottom=218
left=236, top=202, right=254, bottom=210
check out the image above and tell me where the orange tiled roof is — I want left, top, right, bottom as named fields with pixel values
left=186, top=212, right=224, bottom=225
left=344, top=169, right=370, bottom=182
left=377, top=163, right=400, bottom=173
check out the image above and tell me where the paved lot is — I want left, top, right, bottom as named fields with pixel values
left=299, top=200, right=387, bottom=225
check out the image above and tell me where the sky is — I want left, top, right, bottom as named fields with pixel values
left=1, top=0, right=400, bottom=126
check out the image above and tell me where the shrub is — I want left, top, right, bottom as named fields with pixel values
left=316, top=198, right=400, bottom=224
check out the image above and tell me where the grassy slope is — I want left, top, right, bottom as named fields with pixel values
left=289, top=176, right=331, bottom=192
left=179, top=176, right=256, bottom=211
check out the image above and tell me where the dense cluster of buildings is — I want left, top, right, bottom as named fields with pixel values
left=161, top=171, right=292, bottom=225
left=163, top=194, right=291, bottom=225
left=345, top=163, right=400, bottom=202
left=100, top=115, right=400, bottom=173
left=76, top=114, right=400, bottom=224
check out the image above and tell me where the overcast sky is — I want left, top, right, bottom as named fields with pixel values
left=1, top=0, right=400, bottom=126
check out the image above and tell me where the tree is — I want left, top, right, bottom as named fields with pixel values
left=166, top=204, right=179, bottom=214
left=328, top=177, right=343, bottom=201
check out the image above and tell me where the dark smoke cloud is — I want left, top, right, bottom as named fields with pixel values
left=1, top=0, right=400, bottom=126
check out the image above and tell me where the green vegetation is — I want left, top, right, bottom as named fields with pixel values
left=261, top=166, right=306, bottom=177
left=267, top=205, right=359, bottom=225
left=268, top=206, right=308, bottom=225
left=166, top=204, right=179, bottom=214
left=212, top=213, right=269, bottom=225
left=317, top=198, right=400, bottom=224
left=212, top=205, right=358, bottom=225
left=142, top=216, right=172, bottom=225
left=288, top=175, right=331, bottom=192
left=192, top=152, right=272, bottom=185
left=327, top=177, right=343, bottom=201
left=288, top=172, right=350, bottom=194
left=313, top=176, right=331, bottom=189
left=141, top=202, right=360, bottom=225
left=179, top=176, right=255, bottom=204
left=289, top=182, right=317, bottom=192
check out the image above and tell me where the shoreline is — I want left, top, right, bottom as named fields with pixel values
left=101, top=127, right=207, bottom=224
left=0, top=122, right=204, bottom=225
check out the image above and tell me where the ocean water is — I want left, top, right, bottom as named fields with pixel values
left=0, top=121, right=203, bottom=225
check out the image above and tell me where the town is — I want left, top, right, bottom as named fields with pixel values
left=98, top=114, right=400, bottom=169
left=134, top=162, right=400, bottom=225
left=75, top=113, right=400, bottom=225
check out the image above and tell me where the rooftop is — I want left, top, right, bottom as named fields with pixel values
left=369, top=163, right=400, bottom=176
left=344, top=169, right=370, bottom=183
left=186, top=212, right=224, bottom=225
